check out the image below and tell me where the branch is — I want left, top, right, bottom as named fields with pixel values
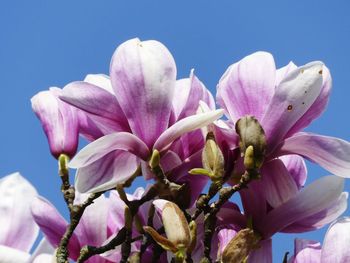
left=201, top=170, right=255, bottom=262
left=56, top=191, right=104, bottom=263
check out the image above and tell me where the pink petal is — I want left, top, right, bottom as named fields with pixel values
left=31, top=196, right=81, bottom=260
left=248, top=239, right=272, bottom=263
left=110, top=38, right=176, bottom=147
left=240, top=180, right=267, bottom=220
left=61, top=81, right=128, bottom=131
left=75, top=151, right=139, bottom=193
left=280, top=155, right=307, bottom=189
left=74, top=193, right=109, bottom=247
left=0, top=173, right=38, bottom=252
left=275, top=61, right=297, bottom=86
left=84, top=74, right=114, bottom=94
left=279, top=132, right=350, bottom=178
left=154, top=109, right=224, bottom=153
left=291, top=239, right=321, bottom=263
left=172, top=70, right=215, bottom=121
left=217, top=51, right=276, bottom=122
left=259, top=176, right=344, bottom=239
left=31, top=88, right=79, bottom=158
left=287, top=66, right=332, bottom=137
left=321, top=217, right=350, bottom=262
left=217, top=228, right=238, bottom=258
left=261, top=159, right=299, bottom=208
left=167, top=150, right=208, bottom=207
left=0, top=245, right=30, bottom=263
left=282, top=192, right=348, bottom=233
left=29, top=238, right=54, bottom=263
left=261, top=62, right=324, bottom=153
left=32, top=254, right=54, bottom=263
left=69, top=132, right=149, bottom=169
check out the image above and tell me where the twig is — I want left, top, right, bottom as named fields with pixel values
left=56, top=191, right=104, bottom=263
left=200, top=170, right=255, bottom=262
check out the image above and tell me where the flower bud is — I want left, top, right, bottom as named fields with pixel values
left=202, top=132, right=225, bottom=181
left=31, top=88, right=79, bottom=159
left=235, top=116, right=266, bottom=169
left=143, top=200, right=191, bottom=261
left=161, top=201, right=191, bottom=248
left=221, top=228, right=260, bottom=263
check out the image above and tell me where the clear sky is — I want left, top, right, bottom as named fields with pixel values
left=1, top=0, right=350, bottom=261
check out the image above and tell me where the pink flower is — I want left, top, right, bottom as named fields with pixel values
left=289, top=217, right=350, bottom=263
left=61, top=38, right=223, bottom=194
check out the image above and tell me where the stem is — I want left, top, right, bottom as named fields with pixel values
left=77, top=227, right=127, bottom=263
left=191, top=182, right=222, bottom=221
left=200, top=170, right=255, bottom=262
left=56, top=192, right=103, bottom=263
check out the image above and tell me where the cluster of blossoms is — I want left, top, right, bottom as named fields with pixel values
left=2, top=38, right=350, bottom=263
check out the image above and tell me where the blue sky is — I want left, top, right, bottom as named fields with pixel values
left=1, top=0, right=350, bottom=261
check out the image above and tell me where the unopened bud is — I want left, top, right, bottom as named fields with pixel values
left=202, top=132, right=225, bottom=181
left=162, top=202, right=191, bottom=248
left=222, top=228, right=261, bottom=263
left=235, top=116, right=266, bottom=169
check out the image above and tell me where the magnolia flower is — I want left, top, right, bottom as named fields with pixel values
left=31, top=88, right=79, bottom=159
left=216, top=52, right=350, bottom=205
left=288, top=217, right=350, bottom=263
left=0, top=173, right=54, bottom=263
left=60, top=38, right=223, bottom=193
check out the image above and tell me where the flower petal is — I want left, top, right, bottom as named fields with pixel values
left=154, top=109, right=224, bottom=153
left=287, top=65, right=332, bottom=137
left=0, top=173, right=38, bottom=252
left=29, top=238, right=54, bottom=263
left=172, top=70, right=215, bottom=121
left=321, top=217, right=350, bottom=262
left=261, top=159, right=299, bottom=208
left=262, top=62, right=324, bottom=152
left=248, top=239, right=272, bottom=263
left=217, top=51, right=276, bottom=122
left=280, top=155, right=307, bottom=189
left=259, top=176, right=344, bottom=238
left=32, top=254, right=55, bottom=263
left=282, top=192, right=348, bottom=233
left=279, top=132, right=350, bottom=178
left=0, top=245, right=30, bottom=263
left=110, top=38, right=176, bottom=147
left=74, top=151, right=139, bottom=193
left=31, top=88, right=79, bottom=158
left=291, top=239, right=321, bottom=263
left=167, top=151, right=208, bottom=207
left=31, top=196, right=81, bottom=260
left=275, top=61, right=297, bottom=86
left=61, top=81, right=128, bottom=130
left=217, top=228, right=238, bottom=259
left=74, top=193, right=109, bottom=247
left=240, top=180, right=267, bottom=220
left=84, top=74, right=114, bottom=94
left=69, top=132, right=149, bottom=169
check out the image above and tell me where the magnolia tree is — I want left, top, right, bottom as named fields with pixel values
left=2, top=38, right=350, bottom=263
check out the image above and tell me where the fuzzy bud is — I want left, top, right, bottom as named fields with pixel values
left=235, top=116, right=266, bottom=169
left=222, top=228, right=261, bottom=263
